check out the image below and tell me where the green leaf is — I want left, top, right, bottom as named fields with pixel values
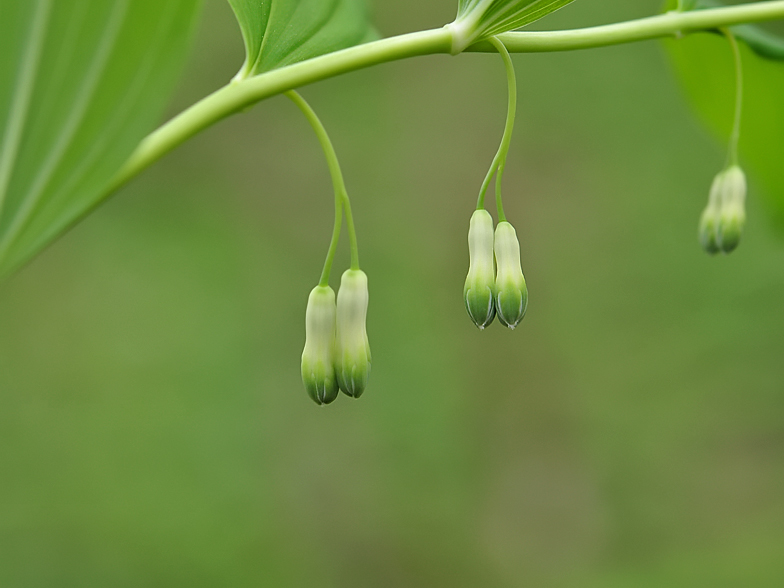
left=459, top=0, right=576, bottom=36
left=666, top=29, right=784, bottom=225
left=228, top=0, right=376, bottom=80
left=0, top=0, right=202, bottom=277
left=731, top=21, right=784, bottom=61
left=452, top=0, right=576, bottom=53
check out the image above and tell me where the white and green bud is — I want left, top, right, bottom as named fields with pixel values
left=699, top=171, right=724, bottom=256
left=699, top=166, right=747, bottom=255
left=494, top=221, right=528, bottom=329
left=301, top=286, right=339, bottom=405
left=717, top=165, right=746, bottom=254
left=335, top=269, right=371, bottom=398
left=464, top=209, right=496, bottom=329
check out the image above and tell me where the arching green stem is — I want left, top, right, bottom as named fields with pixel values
left=722, top=28, right=744, bottom=168
left=285, top=91, right=360, bottom=284
left=476, top=36, right=516, bottom=224
left=493, top=37, right=516, bottom=223
left=99, top=2, right=784, bottom=202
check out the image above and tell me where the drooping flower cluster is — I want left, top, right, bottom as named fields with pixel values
left=301, top=270, right=371, bottom=405
left=699, top=165, right=746, bottom=255
left=464, top=210, right=528, bottom=330
left=285, top=90, right=373, bottom=406
left=694, top=29, right=749, bottom=256
left=294, top=10, right=752, bottom=411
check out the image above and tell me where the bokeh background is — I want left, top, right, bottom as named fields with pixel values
left=2, top=0, right=784, bottom=585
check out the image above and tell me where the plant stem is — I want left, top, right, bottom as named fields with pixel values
left=106, top=28, right=452, bottom=197
left=476, top=37, right=516, bottom=224
left=286, top=91, right=342, bottom=286
left=493, top=37, right=515, bottom=223
left=285, top=91, right=359, bottom=282
left=474, top=1, right=784, bottom=52
left=722, top=29, right=743, bottom=168
left=103, top=1, right=784, bottom=199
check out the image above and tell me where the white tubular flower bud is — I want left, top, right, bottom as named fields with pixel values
left=717, top=165, right=747, bottom=254
left=699, top=171, right=724, bottom=256
left=493, top=221, right=528, bottom=329
left=335, top=269, right=371, bottom=398
left=464, top=209, right=496, bottom=329
left=301, top=286, right=339, bottom=405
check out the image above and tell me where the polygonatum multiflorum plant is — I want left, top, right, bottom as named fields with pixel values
left=2, top=0, right=784, bottom=404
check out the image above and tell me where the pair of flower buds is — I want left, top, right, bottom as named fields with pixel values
left=301, top=270, right=371, bottom=405
left=464, top=210, right=528, bottom=329
left=699, top=165, right=747, bottom=255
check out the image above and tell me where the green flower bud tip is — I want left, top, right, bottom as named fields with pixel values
left=335, top=269, right=371, bottom=398
left=717, top=165, right=746, bottom=254
left=699, top=172, right=723, bottom=256
left=301, top=286, right=339, bottom=406
left=464, top=209, right=496, bottom=330
left=494, top=221, right=528, bottom=329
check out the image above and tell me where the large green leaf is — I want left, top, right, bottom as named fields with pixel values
left=228, top=0, right=376, bottom=80
left=665, top=3, right=784, bottom=225
left=0, top=0, right=202, bottom=277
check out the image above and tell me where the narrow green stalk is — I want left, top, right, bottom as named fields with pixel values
left=99, top=1, right=784, bottom=204
left=285, top=90, right=359, bottom=281
left=321, top=188, right=343, bottom=286
left=342, top=190, right=360, bottom=271
left=722, top=29, right=743, bottom=168
left=476, top=37, right=516, bottom=224
left=476, top=141, right=500, bottom=211
left=494, top=37, right=516, bottom=223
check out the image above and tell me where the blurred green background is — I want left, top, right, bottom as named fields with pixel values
left=2, top=0, right=784, bottom=586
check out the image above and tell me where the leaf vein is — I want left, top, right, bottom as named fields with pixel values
left=0, top=0, right=53, bottom=219
left=0, top=0, right=130, bottom=258
left=272, top=0, right=343, bottom=70
left=31, top=0, right=185, bottom=239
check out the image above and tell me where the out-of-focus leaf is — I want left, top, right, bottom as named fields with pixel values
left=680, top=0, right=784, bottom=61
left=666, top=30, right=784, bottom=224
left=0, top=0, right=202, bottom=277
left=228, top=0, right=375, bottom=80
left=731, top=22, right=784, bottom=60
